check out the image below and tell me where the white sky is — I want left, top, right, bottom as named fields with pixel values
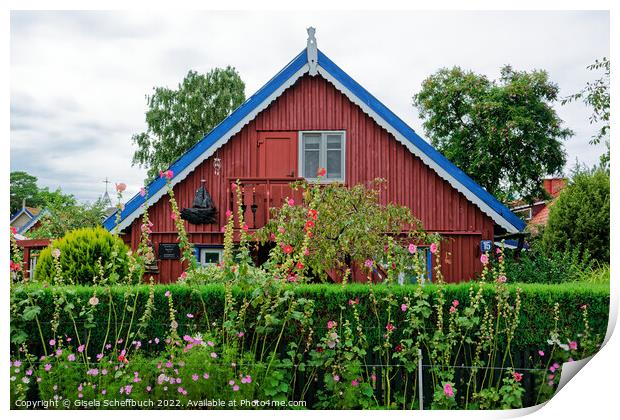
left=10, top=10, right=610, bottom=203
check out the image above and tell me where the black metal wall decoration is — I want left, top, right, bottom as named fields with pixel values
left=180, top=180, right=218, bottom=224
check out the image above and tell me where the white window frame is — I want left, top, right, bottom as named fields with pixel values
left=298, top=131, right=346, bottom=182
left=197, top=246, right=224, bottom=267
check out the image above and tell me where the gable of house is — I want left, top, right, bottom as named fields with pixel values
left=104, top=46, right=524, bottom=236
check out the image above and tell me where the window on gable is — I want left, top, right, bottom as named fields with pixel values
left=300, top=131, right=345, bottom=182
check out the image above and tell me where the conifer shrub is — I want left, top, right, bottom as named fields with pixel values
left=34, top=227, right=130, bottom=285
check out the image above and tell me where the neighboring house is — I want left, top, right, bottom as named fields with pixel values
left=10, top=205, right=51, bottom=280
left=103, top=29, right=525, bottom=283
left=10, top=205, right=47, bottom=235
left=510, top=178, right=566, bottom=235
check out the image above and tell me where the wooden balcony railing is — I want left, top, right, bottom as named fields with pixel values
left=227, top=177, right=304, bottom=229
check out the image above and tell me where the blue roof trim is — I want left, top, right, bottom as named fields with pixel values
left=17, top=209, right=49, bottom=234
left=103, top=50, right=308, bottom=231
left=10, top=207, right=34, bottom=224
left=104, top=47, right=524, bottom=233
left=317, top=51, right=526, bottom=232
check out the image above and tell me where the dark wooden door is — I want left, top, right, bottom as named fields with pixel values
left=257, top=132, right=298, bottom=178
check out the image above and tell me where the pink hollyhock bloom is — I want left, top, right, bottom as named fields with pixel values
left=408, top=243, right=417, bottom=254
left=180, top=272, right=187, bottom=280
left=496, top=247, right=502, bottom=254
left=165, top=170, right=174, bottom=179
left=351, top=379, right=359, bottom=387
left=115, top=183, right=127, bottom=192
left=44, top=364, right=52, bottom=372
left=49, top=339, right=56, bottom=346
left=77, top=344, right=85, bottom=353
left=497, top=275, right=507, bottom=283
left=233, top=384, right=240, bottom=391
left=430, top=243, right=438, bottom=254
left=229, top=380, right=235, bottom=386
left=278, top=227, right=286, bottom=234
left=480, top=254, right=489, bottom=265
left=89, top=296, right=99, bottom=306
left=333, top=375, right=340, bottom=382
left=171, top=213, right=177, bottom=221
left=165, top=290, right=171, bottom=297
left=364, top=259, right=374, bottom=268
left=26, top=369, right=33, bottom=376
left=203, top=373, right=210, bottom=379
left=538, top=350, right=545, bottom=357
left=140, top=187, right=146, bottom=197
left=513, top=372, right=523, bottom=382
left=11, top=226, right=17, bottom=235
left=569, top=341, right=578, bottom=350
left=225, top=209, right=233, bottom=218
left=282, top=244, right=293, bottom=254
left=401, top=303, right=408, bottom=312
left=96, top=353, right=103, bottom=361
left=549, top=365, right=557, bottom=373
left=449, top=306, right=456, bottom=314
left=386, top=323, right=395, bottom=332
left=242, top=223, right=249, bottom=232
left=270, top=233, right=276, bottom=240
left=443, top=382, right=454, bottom=398
left=287, top=198, right=295, bottom=206
left=327, top=320, right=337, bottom=330
left=210, top=352, right=218, bottom=358
left=14, top=360, right=22, bottom=367
left=207, top=341, right=214, bottom=347
left=52, top=248, right=61, bottom=259
left=452, top=300, right=459, bottom=307
left=186, top=313, right=193, bottom=318
left=237, top=331, right=244, bottom=338
left=192, top=374, right=199, bottom=381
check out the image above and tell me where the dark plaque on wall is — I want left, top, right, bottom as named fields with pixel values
left=158, top=243, right=180, bottom=260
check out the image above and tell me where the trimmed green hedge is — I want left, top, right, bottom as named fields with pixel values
left=11, top=282, right=609, bottom=357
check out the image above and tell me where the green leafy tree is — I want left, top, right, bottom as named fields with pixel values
left=541, top=168, right=609, bottom=263
left=132, top=67, right=246, bottom=180
left=29, top=199, right=107, bottom=239
left=413, top=66, right=572, bottom=202
left=562, top=57, right=610, bottom=168
left=10, top=171, right=43, bottom=215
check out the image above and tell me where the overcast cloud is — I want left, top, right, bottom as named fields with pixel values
left=10, top=10, right=610, bottom=203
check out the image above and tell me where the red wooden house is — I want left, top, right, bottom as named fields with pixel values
left=104, top=30, right=525, bottom=283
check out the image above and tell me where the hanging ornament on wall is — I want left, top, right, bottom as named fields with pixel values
left=213, top=155, right=222, bottom=176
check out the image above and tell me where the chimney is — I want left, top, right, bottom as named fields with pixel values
left=22, top=198, right=26, bottom=210
left=543, top=178, right=567, bottom=198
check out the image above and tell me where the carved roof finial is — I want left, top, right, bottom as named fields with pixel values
left=306, top=27, right=318, bottom=76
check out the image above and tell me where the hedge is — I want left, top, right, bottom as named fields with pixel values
left=11, top=282, right=609, bottom=358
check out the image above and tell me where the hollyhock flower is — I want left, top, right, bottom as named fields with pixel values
left=496, top=247, right=502, bottom=254
left=242, top=375, right=252, bottom=384
left=77, top=344, right=85, bottom=353
left=186, top=313, right=193, bottom=319
left=287, top=198, right=295, bottom=206
left=538, top=350, right=545, bottom=357
left=480, top=254, right=489, bottom=265
left=351, top=379, right=359, bottom=387
left=549, top=365, right=557, bottom=373
left=395, top=345, right=403, bottom=352
left=52, top=249, right=61, bottom=259
left=102, top=369, right=107, bottom=375
left=180, top=272, right=187, bottom=280
left=14, top=360, right=22, bottom=367
left=210, top=352, right=218, bottom=359
left=296, top=262, right=304, bottom=270
left=401, top=303, right=408, bottom=312
left=11, top=227, right=17, bottom=235
left=498, top=255, right=504, bottom=262
left=49, top=339, right=56, bottom=346
left=192, top=374, right=199, bottom=381
left=270, top=233, right=276, bottom=240
left=242, top=223, right=249, bottom=232
left=203, top=373, right=210, bottom=379
left=140, top=187, right=146, bottom=197
left=327, top=320, right=337, bottom=330
left=386, top=323, right=395, bottom=332
left=106, top=343, right=112, bottom=349
left=282, top=244, right=293, bottom=254
left=452, top=300, right=459, bottom=307
left=44, top=364, right=52, bottom=372
left=171, top=213, right=177, bottom=221
left=238, top=331, right=245, bottom=338
left=308, top=209, right=318, bottom=220
left=513, top=372, right=523, bottom=382
left=96, top=353, right=103, bottom=361
left=430, top=243, right=438, bottom=254
left=26, top=369, right=33, bottom=376
left=165, top=170, right=174, bottom=179
left=165, top=290, right=171, bottom=297
left=569, top=341, right=578, bottom=350
left=348, top=297, right=359, bottom=306
left=408, top=243, right=417, bottom=254
left=225, top=209, right=233, bottom=218
left=278, top=227, right=286, bottom=234
left=371, top=373, right=377, bottom=382
left=305, top=220, right=315, bottom=229
left=233, top=384, right=240, bottom=391
left=443, top=383, right=454, bottom=398
left=89, top=296, right=99, bottom=306
left=115, top=183, right=127, bottom=192
left=364, top=259, right=374, bottom=268
left=317, top=167, right=327, bottom=177
left=333, top=375, right=340, bottom=382
left=497, top=275, right=507, bottom=283
left=449, top=306, right=456, bottom=314
left=207, top=341, right=214, bottom=347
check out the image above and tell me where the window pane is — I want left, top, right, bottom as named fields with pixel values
left=303, top=134, right=321, bottom=149
left=326, top=149, right=342, bottom=179
left=200, top=249, right=222, bottom=265
left=304, top=150, right=320, bottom=178
left=326, top=134, right=342, bottom=149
